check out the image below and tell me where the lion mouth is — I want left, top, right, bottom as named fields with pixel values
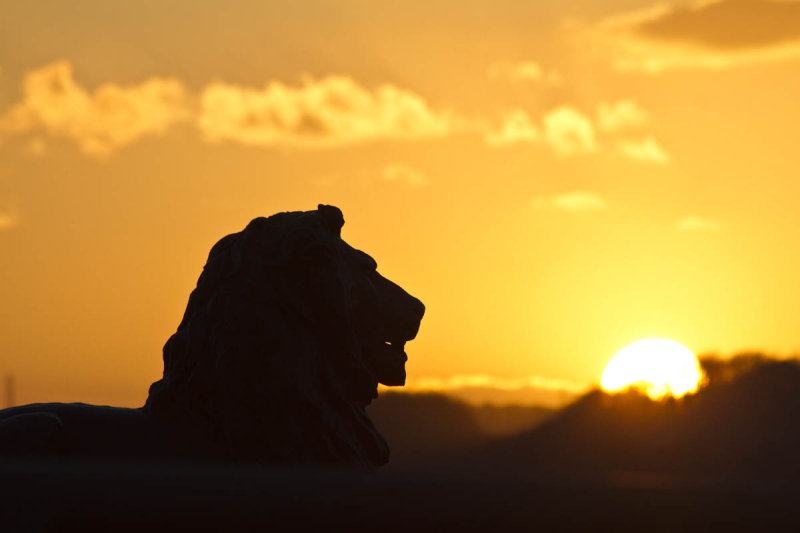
left=363, top=339, right=409, bottom=387
left=384, top=340, right=407, bottom=353
left=383, top=340, right=408, bottom=364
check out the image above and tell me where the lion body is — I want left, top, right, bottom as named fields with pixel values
left=0, top=404, right=205, bottom=459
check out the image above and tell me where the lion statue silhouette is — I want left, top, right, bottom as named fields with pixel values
left=0, top=205, right=424, bottom=466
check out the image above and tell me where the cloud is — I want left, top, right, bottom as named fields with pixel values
left=485, top=103, right=667, bottom=163
left=677, top=216, right=722, bottom=230
left=197, top=76, right=456, bottom=148
left=484, top=109, right=540, bottom=147
left=0, top=61, right=191, bottom=157
left=585, top=0, right=800, bottom=73
left=487, top=61, right=561, bottom=84
left=403, top=374, right=586, bottom=393
left=532, top=191, right=608, bottom=212
left=485, top=107, right=596, bottom=152
left=542, top=106, right=596, bottom=155
left=0, top=63, right=664, bottom=165
left=638, top=0, right=800, bottom=51
left=618, top=136, right=671, bottom=164
left=380, top=163, right=429, bottom=188
left=597, top=100, right=649, bottom=132
left=0, top=63, right=460, bottom=155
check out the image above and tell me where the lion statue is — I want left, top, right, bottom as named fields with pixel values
left=0, top=205, right=424, bottom=466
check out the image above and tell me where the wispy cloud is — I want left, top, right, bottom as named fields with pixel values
left=487, top=60, right=561, bottom=85
left=380, top=163, right=429, bottom=188
left=677, top=216, right=722, bottom=231
left=485, top=102, right=670, bottom=164
left=382, top=373, right=586, bottom=406
left=484, top=109, right=540, bottom=147
left=0, top=61, right=191, bottom=157
left=618, top=136, right=671, bottom=164
left=596, top=99, right=649, bottom=132
left=0, top=62, right=668, bottom=166
left=542, top=106, right=596, bottom=155
left=532, top=191, right=608, bottom=212
left=584, top=0, right=800, bottom=73
left=198, top=76, right=456, bottom=148
left=0, top=62, right=461, bottom=156
left=637, top=0, right=800, bottom=51
left=403, top=374, right=586, bottom=393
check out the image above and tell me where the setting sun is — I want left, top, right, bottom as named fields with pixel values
left=601, top=339, right=704, bottom=400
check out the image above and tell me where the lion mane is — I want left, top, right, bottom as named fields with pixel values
left=144, top=205, right=424, bottom=466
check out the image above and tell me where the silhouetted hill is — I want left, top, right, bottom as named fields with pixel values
left=7, top=362, right=800, bottom=530
left=367, top=392, right=554, bottom=466
left=482, top=356, right=800, bottom=480
left=472, top=403, right=555, bottom=436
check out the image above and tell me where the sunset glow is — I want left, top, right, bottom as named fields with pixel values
left=2, top=1, right=800, bottom=408
left=601, top=339, right=704, bottom=399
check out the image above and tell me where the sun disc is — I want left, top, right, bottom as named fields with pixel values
left=601, top=338, right=704, bottom=399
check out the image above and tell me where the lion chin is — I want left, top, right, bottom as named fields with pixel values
left=0, top=205, right=424, bottom=467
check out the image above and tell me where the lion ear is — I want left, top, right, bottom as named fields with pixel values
left=317, top=204, right=344, bottom=238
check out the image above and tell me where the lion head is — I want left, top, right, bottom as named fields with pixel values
left=145, top=205, right=424, bottom=466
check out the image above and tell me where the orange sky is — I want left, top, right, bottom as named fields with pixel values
left=2, top=0, right=800, bottom=407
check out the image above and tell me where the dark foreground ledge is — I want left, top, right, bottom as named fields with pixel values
left=2, top=458, right=800, bottom=532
